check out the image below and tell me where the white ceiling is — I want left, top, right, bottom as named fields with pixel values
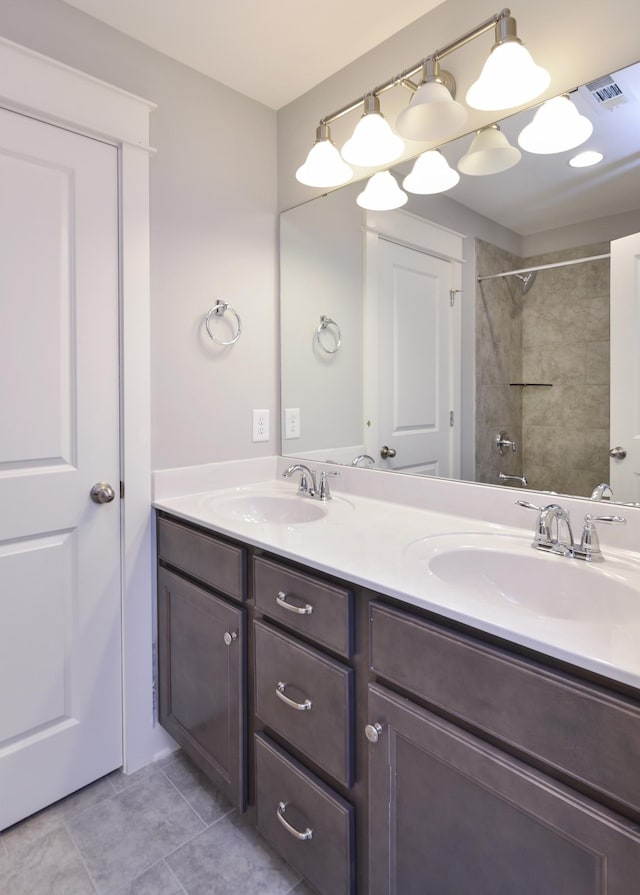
left=61, top=0, right=445, bottom=109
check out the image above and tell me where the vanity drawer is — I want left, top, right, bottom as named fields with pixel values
left=254, top=620, right=354, bottom=787
left=255, top=733, right=355, bottom=895
left=370, top=601, right=640, bottom=815
left=157, top=515, right=245, bottom=601
left=253, top=556, right=353, bottom=657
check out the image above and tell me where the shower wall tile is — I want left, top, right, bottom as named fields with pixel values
left=520, top=243, right=610, bottom=496
left=475, top=239, right=523, bottom=487
left=585, top=340, right=609, bottom=386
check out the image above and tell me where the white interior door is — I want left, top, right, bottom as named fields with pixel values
left=0, top=108, right=122, bottom=830
left=610, top=231, right=640, bottom=502
left=372, top=238, right=457, bottom=475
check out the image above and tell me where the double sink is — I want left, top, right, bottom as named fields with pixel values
left=204, top=481, right=640, bottom=627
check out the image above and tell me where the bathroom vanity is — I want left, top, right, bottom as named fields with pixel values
left=155, top=479, right=640, bottom=895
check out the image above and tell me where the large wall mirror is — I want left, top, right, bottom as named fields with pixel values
left=280, top=60, right=640, bottom=506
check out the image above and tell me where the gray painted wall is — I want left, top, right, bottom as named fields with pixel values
left=0, top=0, right=278, bottom=471
left=4, top=0, right=639, bottom=474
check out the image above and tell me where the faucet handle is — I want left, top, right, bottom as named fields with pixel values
left=578, top=514, right=626, bottom=561
left=515, top=499, right=544, bottom=512
left=584, top=514, right=626, bottom=525
left=318, top=470, right=339, bottom=501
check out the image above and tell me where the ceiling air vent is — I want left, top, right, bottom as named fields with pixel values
left=584, top=74, right=627, bottom=109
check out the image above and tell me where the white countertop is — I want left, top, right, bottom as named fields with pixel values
left=154, top=470, right=640, bottom=691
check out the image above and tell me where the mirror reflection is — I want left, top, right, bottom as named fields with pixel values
left=280, top=61, right=640, bottom=504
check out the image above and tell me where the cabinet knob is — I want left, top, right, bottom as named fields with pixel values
left=365, top=722, right=383, bottom=743
left=223, top=631, right=238, bottom=646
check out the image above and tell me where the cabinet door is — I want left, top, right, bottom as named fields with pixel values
left=368, top=683, right=640, bottom=895
left=158, top=567, right=246, bottom=810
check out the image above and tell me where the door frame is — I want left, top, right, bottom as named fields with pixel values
left=364, top=209, right=464, bottom=478
left=0, top=36, right=167, bottom=773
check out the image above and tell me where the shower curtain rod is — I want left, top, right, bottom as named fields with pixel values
left=477, top=252, right=610, bottom=282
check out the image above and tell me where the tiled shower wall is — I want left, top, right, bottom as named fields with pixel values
left=475, top=239, right=610, bottom=496
left=475, top=239, right=525, bottom=487
left=520, top=243, right=610, bottom=496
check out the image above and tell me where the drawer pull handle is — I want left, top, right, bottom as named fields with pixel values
left=277, top=801, right=313, bottom=841
left=276, top=681, right=312, bottom=711
left=276, top=591, right=313, bottom=615
left=223, top=631, right=238, bottom=646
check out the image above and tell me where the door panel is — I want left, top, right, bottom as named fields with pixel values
left=375, top=238, right=455, bottom=475
left=610, top=231, right=640, bottom=500
left=368, top=683, right=640, bottom=895
left=0, top=108, right=121, bottom=830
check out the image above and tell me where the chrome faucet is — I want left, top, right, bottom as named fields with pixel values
left=517, top=500, right=625, bottom=561
left=352, top=454, right=375, bottom=468
left=283, top=463, right=317, bottom=496
left=498, top=472, right=528, bottom=487
left=282, top=464, right=338, bottom=501
left=591, top=482, right=614, bottom=501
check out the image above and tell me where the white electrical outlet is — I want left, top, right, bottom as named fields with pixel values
left=252, top=409, right=270, bottom=442
left=284, top=407, right=301, bottom=439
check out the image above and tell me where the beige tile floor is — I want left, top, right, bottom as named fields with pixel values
left=0, top=751, right=316, bottom=895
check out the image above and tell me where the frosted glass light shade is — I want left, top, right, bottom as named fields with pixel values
left=356, top=171, right=408, bottom=210
left=518, top=95, right=593, bottom=154
left=466, top=41, right=550, bottom=111
left=341, top=98, right=405, bottom=167
left=296, top=126, right=353, bottom=187
left=403, top=150, right=460, bottom=194
left=395, top=80, right=468, bottom=142
left=457, top=125, right=521, bottom=176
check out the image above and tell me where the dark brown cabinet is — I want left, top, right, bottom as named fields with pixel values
left=367, top=604, right=640, bottom=895
left=252, top=555, right=356, bottom=895
left=156, top=510, right=640, bottom=894
left=156, top=517, right=247, bottom=810
left=367, top=682, right=640, bottom=895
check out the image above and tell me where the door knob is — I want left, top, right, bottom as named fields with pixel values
left=90, top=482, right=116, bottom=504
left=380, top=445, right=396, bottom=459
left=609, top=446, right=627, bottom=459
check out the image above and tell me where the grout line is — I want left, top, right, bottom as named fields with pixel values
left=62, top=818, right=100, bottom=894
left=163, top=858, right=189, bottom=895
left=158, top=766, right=210, bottom=830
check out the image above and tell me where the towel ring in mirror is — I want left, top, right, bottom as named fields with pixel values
left=315, top=315, right=341, bottom=354
left=205, top=301, right=242, bottom=346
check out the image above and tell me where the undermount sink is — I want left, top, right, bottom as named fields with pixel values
left=212, top=494, right=328, bottom=524
left=405, top=532, right=640, bottom=623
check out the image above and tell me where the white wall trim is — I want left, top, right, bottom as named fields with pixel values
left=365, top=208, right=465, bottom=263
left=0, top=36, right=168, bottom=773
left=0, top=35, right=155, bottom=150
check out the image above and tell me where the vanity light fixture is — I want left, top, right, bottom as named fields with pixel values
left=341, top=94, right=404, bottom=167
left=517, top=94, right=593, bottom=154
left=457, top=124, right=521, bottom=175
left=465, top=13, right=550, bottom=111
left=569, top=149, right=604, bottom=168
left=395, top=58, right=467, bottom=142
left=295, top=123, right=354, bottom=187
left=356, top=171, right=408, bottom=210
left=296, top=8, right=549, bottom=192
left=403, top=149, right=460, bottom=194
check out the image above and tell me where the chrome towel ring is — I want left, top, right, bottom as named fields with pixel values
left=205, top=301, right=242, bottom=346
left=315, top=315, right=341, bottom=354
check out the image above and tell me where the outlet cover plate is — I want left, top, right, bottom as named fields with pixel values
left=252, top=409, right=270, bottom=442
left=284, top=407, right=301, bottom=439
